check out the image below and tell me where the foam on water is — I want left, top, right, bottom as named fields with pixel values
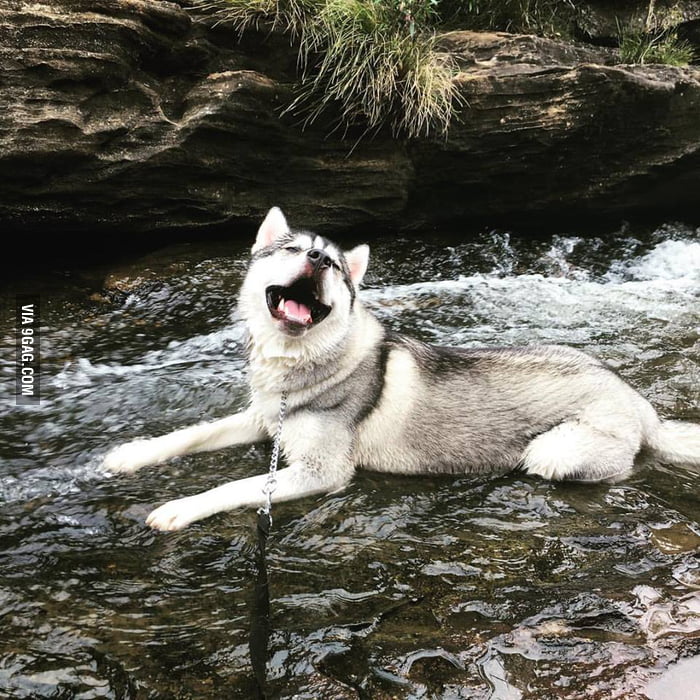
left=364, top=234, right=699, bottom=350
left=0, top=460, right=107, bottom=505
left=613, top=238, right=700, bottom=282
left=53, top=323, right=248, bottom=391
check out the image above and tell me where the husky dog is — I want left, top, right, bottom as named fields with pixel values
left=104, top=207, right=700, bottom=531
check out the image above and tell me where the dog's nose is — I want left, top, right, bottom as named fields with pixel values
left=307, top=248, right=332, bottom=269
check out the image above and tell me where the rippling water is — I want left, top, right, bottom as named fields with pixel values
left=1, top=222, right=699, bottom=698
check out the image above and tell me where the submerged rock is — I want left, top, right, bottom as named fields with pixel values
left=0, top=0, right=698, bottom=242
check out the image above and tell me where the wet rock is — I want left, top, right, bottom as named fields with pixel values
left=403, top=648, right=466, bottom=689
left=417, top=31, right=700, bottom=225
left=0, top=0, right=699, bottom=243
left=0, top=0, right=409, bottom=237
left=649, top=522, right=700, bottom=554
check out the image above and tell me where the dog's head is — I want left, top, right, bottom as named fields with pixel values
left=239, top=208, right=369, bottom=348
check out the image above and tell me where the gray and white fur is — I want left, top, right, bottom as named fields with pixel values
left=104, top=207, right=700, bottom=531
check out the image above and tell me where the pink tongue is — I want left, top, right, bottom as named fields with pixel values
left=280, top=298, right=312, bottom=325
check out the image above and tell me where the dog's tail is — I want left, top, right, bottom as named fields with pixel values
left=647, top=419, right=700, bottom=466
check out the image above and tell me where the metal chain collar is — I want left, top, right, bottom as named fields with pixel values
left=260, top=391, right=288, bottom=519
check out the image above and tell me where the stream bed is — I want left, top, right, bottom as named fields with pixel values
left=1, top=221, right=699, bottom=698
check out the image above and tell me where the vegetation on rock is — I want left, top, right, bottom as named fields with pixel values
left=199, top=0, right=696, bottom=138
left=439, top=0, right=578, bottom=38
left=616, top=0, right=696, bottom=67
left=200, top=0, right=458, bottom=138
left=618, top=25, right=695, bottom=66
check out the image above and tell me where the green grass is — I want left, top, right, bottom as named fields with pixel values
left=295, top=0, right=457, bottom=137
left=199, top=0, right=313, bottom=38
left=618, top=25, right=695, bottom=66
left=201, top=0, right=459, bottom=138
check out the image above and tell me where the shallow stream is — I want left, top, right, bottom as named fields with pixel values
left=1, top=222, right=699, bottom=698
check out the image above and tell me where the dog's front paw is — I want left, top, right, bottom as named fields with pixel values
left=103, top=440, right=158, bottom=474
left=146, top=496, right=207, bottom=531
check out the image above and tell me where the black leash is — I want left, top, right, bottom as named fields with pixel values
left=249, top=392, right=287, bottom=699
left=249, top=510, right=271, bottom=699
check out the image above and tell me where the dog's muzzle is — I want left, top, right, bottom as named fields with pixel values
left=266, top=274, right=331, bottom=333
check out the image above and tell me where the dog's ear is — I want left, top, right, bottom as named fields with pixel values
left=253, top=207, right=289, bottom=253
left=345, top=244, right=370, bottom=286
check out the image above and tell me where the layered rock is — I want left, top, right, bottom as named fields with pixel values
left=0, top=0, right=698, bottom=240
left=418, top=31, right=700, bottom=224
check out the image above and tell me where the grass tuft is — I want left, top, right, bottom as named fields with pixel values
left=295, top=0, right=458, bottom=137
left=618, top=24, right=695, bottom=66
left=197, top=0, right=314, bottom=38
left=196, top=0, right=460, bottom=139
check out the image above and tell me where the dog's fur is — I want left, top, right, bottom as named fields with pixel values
left=104, top=208, right=700, bottom=530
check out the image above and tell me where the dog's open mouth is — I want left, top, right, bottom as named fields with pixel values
left=266, top=277, right=331, bottom=331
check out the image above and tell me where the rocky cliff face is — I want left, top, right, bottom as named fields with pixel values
left=1, top=0, right=698, bottom=240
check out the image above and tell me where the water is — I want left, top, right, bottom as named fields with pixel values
left=1, top=222, right=699, bottom=698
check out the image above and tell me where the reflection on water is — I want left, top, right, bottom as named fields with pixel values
left=0, top=222, right=699, bottom=698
